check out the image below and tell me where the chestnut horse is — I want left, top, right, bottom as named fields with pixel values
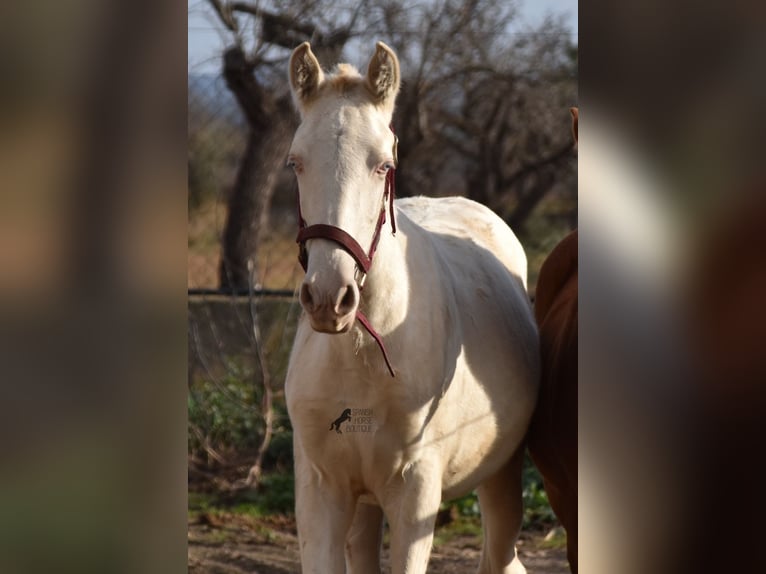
left=527, top=108, right=579, bottom=572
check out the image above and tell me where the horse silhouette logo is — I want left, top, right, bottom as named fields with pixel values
left=329, top=408, right=352, bottom=434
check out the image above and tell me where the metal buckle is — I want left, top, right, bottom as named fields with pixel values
left=392, top=134, right=399, bottom=166
left=355, top=267, right=367, bottom=289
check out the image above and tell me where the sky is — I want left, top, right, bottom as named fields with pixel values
left=188, top=0, right=578, bottom=73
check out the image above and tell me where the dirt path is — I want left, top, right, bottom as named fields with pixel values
left=188, top=514, right=569, bottom=574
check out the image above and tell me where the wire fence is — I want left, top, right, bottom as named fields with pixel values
left=188, top=290, right=301, bottom=487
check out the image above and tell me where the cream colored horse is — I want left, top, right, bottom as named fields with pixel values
left=284, top=41, right=539, bottom=574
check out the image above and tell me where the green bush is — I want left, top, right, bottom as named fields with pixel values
left=188, top=369, right=263, bottom=461
left=521, top=454, right=556, bottom=527
left=255, top=474, right=295, bottom=514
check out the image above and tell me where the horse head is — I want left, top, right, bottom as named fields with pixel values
left=287, top=42, right=400, bottom=334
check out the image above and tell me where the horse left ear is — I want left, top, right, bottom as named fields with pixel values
left=289, top=42, right=325, bottom=113
left=365, top=42, right=400, bottom=108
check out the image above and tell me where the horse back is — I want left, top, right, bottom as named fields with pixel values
left=397, top=196, right=529, bottom=290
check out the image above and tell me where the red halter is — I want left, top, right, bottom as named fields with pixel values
left=295, top=130, right=398, bottom=377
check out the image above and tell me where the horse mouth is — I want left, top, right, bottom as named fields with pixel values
left=308, top=314, right=355, bottom=334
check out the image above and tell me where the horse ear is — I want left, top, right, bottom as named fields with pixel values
left=289, top=42, right=324, bottom=111
left=570, top=107, right=579, bottom=146
left=365, top=42, right=400, bottom=107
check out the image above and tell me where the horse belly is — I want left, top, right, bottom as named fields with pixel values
left=431, top=371, right=533, bottom=499
left=440, top=425, right=510, bottom=499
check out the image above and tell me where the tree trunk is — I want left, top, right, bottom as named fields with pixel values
left=219, top=130, right=261, bottom=289
left=218, top=46, right=291, bottom=290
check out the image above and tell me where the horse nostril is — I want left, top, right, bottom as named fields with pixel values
left=336, top=284, right=358, bottom=315
left=300, top=283, right=315, bottom=312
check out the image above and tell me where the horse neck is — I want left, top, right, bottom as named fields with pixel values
left=356, top=212, right=456, bottom=365
left=356, top=216, right=410, bottom=336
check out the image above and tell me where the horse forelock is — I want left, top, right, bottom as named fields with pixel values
left=316, top=63, right=394, bottom=112
left=323, top=63, right=365, bottom=95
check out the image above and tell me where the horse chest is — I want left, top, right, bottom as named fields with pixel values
left=289, top=403, right=413, bottom=493
left=288, top=387, right=418, bottom=446
left=287, top=367, right=510, bottom=491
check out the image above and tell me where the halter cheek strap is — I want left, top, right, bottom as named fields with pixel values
left=295, top=129, right=398, bottom=377
left=295, top=167, right=395, bottom=275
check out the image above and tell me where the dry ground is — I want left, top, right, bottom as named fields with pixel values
left=188, top=512, right=569, bottom=574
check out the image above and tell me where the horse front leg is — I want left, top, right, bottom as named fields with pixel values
left=383, top=460, right=443, bottom=574
left=294, top=452, right=356, bottom=573
left=345, top=501, right=384, bottom=573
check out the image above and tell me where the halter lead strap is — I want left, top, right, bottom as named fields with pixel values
left=294, top=128, right=398, bottom=377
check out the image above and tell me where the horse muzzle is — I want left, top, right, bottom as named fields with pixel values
left=299, top=279, right=359, bottom=334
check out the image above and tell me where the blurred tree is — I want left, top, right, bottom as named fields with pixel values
left=372, top=2, right=577, bottom=237
left=203, top=0, right=577, bottom=288
left=216, top=42, right=293, bottom=290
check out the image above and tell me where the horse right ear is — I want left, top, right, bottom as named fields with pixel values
left=289, top=42, right=324, bottom=112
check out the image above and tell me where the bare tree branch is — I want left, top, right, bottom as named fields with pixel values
left=207, top=0, right=239, bottom=33
left=502, top=141, right=574, bottom=192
